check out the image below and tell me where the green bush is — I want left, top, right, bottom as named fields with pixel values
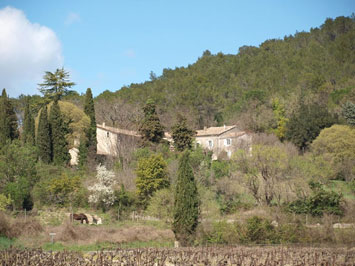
left=211, top=160, right=230, bottom=179
left=287, top=181, right=343, bottom=216
left=202, top=217, right=298, bottom=245
left=114, top=185, right=137, bottom=219
left=33, top=169, right=85, bottom=207
left=240, top=216, right=278, bottom=244
left=146, top=188, right=173, bottom=223
left=217, top=194, right=253, bottom=215
left=204, top=221, right=239, bottom=244
left=0, top=195, right=12, bottom=211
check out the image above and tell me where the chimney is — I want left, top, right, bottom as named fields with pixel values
left=203, top=126, right=207, bottom=131
left=103, top=122, right=106, bottom=127
left=224, top=124, right=226, bottom=129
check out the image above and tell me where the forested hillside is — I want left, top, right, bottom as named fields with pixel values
left=96, top=16, right=355, bottom=132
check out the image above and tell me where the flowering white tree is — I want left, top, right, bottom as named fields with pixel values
left=88, top=164, right=116, bottom=210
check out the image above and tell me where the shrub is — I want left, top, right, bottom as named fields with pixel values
left=203, top=221, right=240, bottom=244
left=0, top=195, right=12, bottom=211
left=201, top=216, right=305, bottom=245
left=114, top=185, right=137, bottom=219
left=146, top=188, right=174, bottom=223
left=240, top=216, right=278, bottom=244
left=33, top=172, right=82, bottom=207
left=211, top=160, right=230, bottom=179
left=287, top=181, right=343, bottom=216
left=0, top=212, right=12, bottom=238
left=49, top=174, right=81, bottom=206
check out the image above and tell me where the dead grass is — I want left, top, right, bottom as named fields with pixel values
left=45, top=222, right=174, bottom=245
left=0, top=212, right=43, bottom=239
left=10, top=217, right=43, bottom=238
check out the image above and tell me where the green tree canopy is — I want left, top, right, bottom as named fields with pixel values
left=49, top=99, right=70, bottom=165
left=342, top=101, right=355, bottom=126
left=35, top=101, right=90, bottom=148
left=139, top=98, right=164, bottom=144
left=0, top=89, right=18, bottom=145
left=80, top=88, right=97, bottom=166
left=172, top=115, right=196, bottom=151
left=173, top=151, right=199, bottom=246
left=0, top=141, right=38, bottom=209
left=38, top=68, right=75, bottom=100
left=311, top=124, right=355, bottom=180
left=22, top=98, right=35, bottom=145
left=135, top=153, right=169, bottom=208
left=96, top=16, right=355, bottom=131
left=285, top=102, right=337, bottom=151
left=37, top=105, right=52, bottom=163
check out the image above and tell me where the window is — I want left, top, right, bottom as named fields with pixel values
left=107, top=132, right=110, bottom=137
left=225, top=138, right=231, bottom=146
left=208, top=140, right=213, bottom=148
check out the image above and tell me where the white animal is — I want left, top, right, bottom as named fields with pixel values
left=93, top=215, right=102, bottom=225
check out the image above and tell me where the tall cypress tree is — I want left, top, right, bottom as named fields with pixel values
left=0, top=89, right=6, bottom=146
left=172, top=151, right=199, bottom=246
left=49, top=100, right=69, bottom=165
left=37, top=105, right=52, bottom=163
left=139, top=98, right=164, bottom=144
left=80, top=88, right=97, bottom=166
left=84, top=88, right=97, bottom=152
left=22, top=99, right=35, bottom=145
left=0, top=89, right=18, bottom=146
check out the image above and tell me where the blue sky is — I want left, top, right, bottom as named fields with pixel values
left=1, top=0, right=354, bottom=98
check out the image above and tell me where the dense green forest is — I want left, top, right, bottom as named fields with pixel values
left=96, top=16, right=355, bottom=133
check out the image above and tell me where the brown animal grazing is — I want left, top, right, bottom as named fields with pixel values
left=70, top=213, right=88, bottom=224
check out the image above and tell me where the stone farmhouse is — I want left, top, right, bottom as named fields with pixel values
left=70, top=123, right=251, bottom=165
left=96, top=123, right=141, bottom=156
left=97, top=123, right=251, bottom=160
left=194, top=125, right=251, bottom=160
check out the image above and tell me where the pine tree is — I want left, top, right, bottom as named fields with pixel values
left=172, top=151, right=199, bottom=246
left=49, top=100, right=70, bottom=165
left=37, top=105, right=52, bottom=163
left=22, top=99, right=35, bottom=145
left=139, top=98, right=164, bottom=143
left=38, top=68, right=75, bottom=100
left=172, top=115, right=195, bottom=151
left=0, top=89, right=18, bottom=146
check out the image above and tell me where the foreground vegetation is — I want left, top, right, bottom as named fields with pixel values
left=1, top=246, right=354, bottom=265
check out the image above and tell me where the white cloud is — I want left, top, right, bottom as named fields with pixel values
left=65, top=12, right=80, bottom=26
left=0, top=6, right=63, bottom=97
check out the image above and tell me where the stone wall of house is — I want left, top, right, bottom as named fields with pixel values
left=97, top=127, right=118, bottom=156
left=196, top=127, right=251, bottom=160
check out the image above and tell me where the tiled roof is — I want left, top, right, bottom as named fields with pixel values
left=222, top=131, right=247, bottom=138
left=196, top=125, right=237, bottom=137
left=97, top=124, right=243, bottom=139
left=97, top=124, right=141, bottom=137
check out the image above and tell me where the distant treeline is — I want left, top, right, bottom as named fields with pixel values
left=95, top=15, right=355, bottom=132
